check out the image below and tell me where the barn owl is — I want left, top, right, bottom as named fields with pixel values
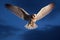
left=5, top=3, right=54, bottom=30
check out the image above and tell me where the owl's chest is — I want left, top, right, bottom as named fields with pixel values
left=31, top=17, right=37, bottom=22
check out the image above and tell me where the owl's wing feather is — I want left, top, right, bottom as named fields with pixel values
left=5, top=4, right=30, bottom=20
left=36, top=3, right=54, bottom=21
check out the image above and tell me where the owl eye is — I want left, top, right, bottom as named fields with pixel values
left=32, top=15, right=35, bottom=17
left=33, top=14, right=36, bottom=17
left=34, top=15, right=35, bottom=17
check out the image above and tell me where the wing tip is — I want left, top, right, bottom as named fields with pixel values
left=49, top=3, right=55, bottom=8
left=5, top=4, right=12, bottom=8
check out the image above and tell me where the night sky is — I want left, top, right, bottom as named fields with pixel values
left=0, top=0, right=60, bottom=40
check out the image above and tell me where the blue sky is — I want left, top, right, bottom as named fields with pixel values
left=0, top=0, right=60, bottom=40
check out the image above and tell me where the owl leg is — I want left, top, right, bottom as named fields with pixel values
left=28, top=21, right=34, bottom=27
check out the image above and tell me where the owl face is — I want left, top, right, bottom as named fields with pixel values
left=32, top=14, right=36, bottom=18
left=31, top=14, right=37, bottom=22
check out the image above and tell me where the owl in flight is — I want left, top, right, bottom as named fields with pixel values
left=5, top=3, right=54, bottom=30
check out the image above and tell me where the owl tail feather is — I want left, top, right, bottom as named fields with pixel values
left=25, top=23, right=38, bottom=30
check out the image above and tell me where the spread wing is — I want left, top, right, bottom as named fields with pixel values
left=36, top=3, right=54, bottom=21
left=5, top=4, right=30, bottom=20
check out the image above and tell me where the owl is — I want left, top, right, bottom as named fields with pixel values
left=5, top=3, right=54, bottom=30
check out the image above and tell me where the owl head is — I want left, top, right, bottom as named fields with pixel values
left=33, top=14, right=36, bottom=17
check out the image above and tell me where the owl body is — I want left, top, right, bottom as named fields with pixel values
left=25, top=14, right=38, bottom=30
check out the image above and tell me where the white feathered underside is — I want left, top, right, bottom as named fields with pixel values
left=36, top=3, right=54, bottom=20
left=25, top=23, right=38, bottom=30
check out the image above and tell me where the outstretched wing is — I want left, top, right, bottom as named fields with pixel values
left=36, top=3, right=54, bottom=21
left=5, top=4, right=30, bottom=20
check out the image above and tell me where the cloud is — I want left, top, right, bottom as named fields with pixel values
left=21, top=26, right=60, bottom=40
left=0, top=24, right=21, bottom=39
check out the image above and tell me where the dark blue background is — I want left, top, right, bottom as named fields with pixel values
left=0, top=0, right=60, bottom=40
